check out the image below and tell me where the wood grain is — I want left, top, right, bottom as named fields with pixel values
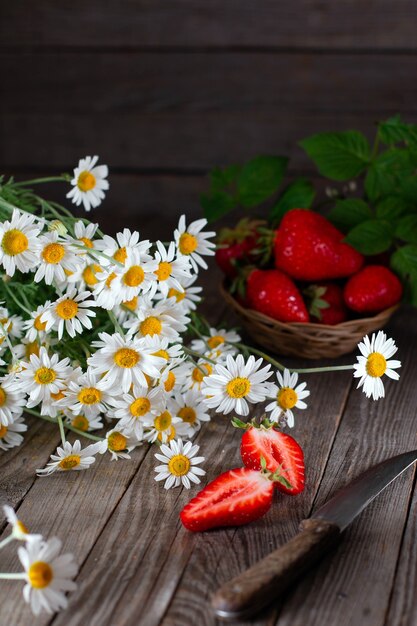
left=1, top=1, right=417, bottom=50
left=1, top=53, right=417, bottom=171
left=273, top=307, right=417, bottom=626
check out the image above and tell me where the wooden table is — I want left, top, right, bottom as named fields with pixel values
left=0, top=273, right=416, bottom=626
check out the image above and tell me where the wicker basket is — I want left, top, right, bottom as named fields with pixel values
left=220, top=282, right=399, bottom=359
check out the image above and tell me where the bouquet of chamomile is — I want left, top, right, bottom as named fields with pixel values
left=0, top=157, right=401, bottom=616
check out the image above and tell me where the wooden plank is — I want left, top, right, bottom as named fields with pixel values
left=1, top=52, right=417, bottom=171
left=1, top=1, right=417, bottom=50
left=160, top=364, right=353, bottom=626
left=271, top=307, right=417, bottom=626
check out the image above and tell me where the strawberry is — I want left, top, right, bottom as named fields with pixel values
left=274, top=209, right=364, bottom=281
left=246, top=268, right=309, bottom=323
left=344, top=265, right=403, bottom=314
left=305, top=282, right=348, bottom=325
left=215, top=219, right=260, bottom=278
left=180, top=466, right=290, bottom=532
left=240, top=426, right=305, bottom=495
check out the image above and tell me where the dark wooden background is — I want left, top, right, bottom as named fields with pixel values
left=2, top=1, right=417, bottom=236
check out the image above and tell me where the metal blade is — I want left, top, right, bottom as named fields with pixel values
left=312, top=450, right=417, bottom=531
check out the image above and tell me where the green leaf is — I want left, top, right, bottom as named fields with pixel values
left=378, top=115, right=417, bottom=145
left=391, top=245, right=417, bottom=277
left=200, top=190, right=236, bottom=222
left=395, top=215, right=417, bottom=244
left=237, top=156, right=288, bottom=208
left=345, top=219, right=393, bottom=255
left=269, top=178, right=315, bottom=224
left=210, top=164, right=241, bottom=192
left=376, top=196, right=413, bottom=220
left=365, top=149, right=415, bottom=201
left=300, top=131, right=371, bottom=180
left=328, top=198, right=372, bottom=232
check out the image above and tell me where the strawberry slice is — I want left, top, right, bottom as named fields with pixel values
left=240, top=426, right=305, bottom=495
left=180, top=467, right=287, bottom=532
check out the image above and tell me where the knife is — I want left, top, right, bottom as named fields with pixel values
left=211, top=449, right=417, bottom=621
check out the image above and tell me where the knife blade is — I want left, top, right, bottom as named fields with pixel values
left=212, top=449, right=417, bottom=621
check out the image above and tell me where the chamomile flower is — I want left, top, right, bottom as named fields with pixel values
left=99, top=428, right=139, bottom=461
left=159, top=360, right=190, bottom=393
left=142, top=335, right=184, bottom=363
left=185, top=359, right=215, bottom=391
left=41, top=289, right=96, bottom=340
left=95, top=229, right=151, bottom=265
left=191, top=327, right=241, bottom=359
left=108, top=385, right=165, bottom=439
left=170, top=389, right=211, bottom=434
left=18, top=536, right=78, bottom=615
left=0, top=209, right=42, bottom=277
left=34, top=232, right=81, bottom=285
left=58, top=369, right=110, bottom=418
left=202, top=354, right=274, bottom=416
left=64, top=412, right=103, bottom=433
left=11, top=347, right=72, bottom=408
left=265, top=369, right=309, bottom=428
left=66, top=155, right=109, bottom=212
left=0, top=415, right=27, bottom=450
left=3, top=505, right=42, bottom=542
left=154, top=438, right=205, bottom=489
left=143, top=410, right=192, bottom=444
left=353, top=331, right=401, bottom=400
left=124, top=295, right=189, bottom=341
left=115, top=248, right=159, bottom=302
left=113, top=295, right=141, bottom=324
left=154, top=241, right=191, bottom=296
left=0, top=309, right=24, bottom=341
left=67, top=262, right=103, bottom=291
left=0, top=374, right=26, bottom=425
left=36, top=440, right=104, bottom=475
left=93, top=265, right=124, bottom=310
left=23, top=302, right=51, bottom=343
left=88, top=332, right=165, bottom=393
left=174, top=215, right=215, bottom=272
left=164, top=274, right=202, bottom=312
left=74, top=220, right=99, bottom=250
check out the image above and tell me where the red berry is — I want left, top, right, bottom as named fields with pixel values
left=344, top=265, right=403, bottom=314
left=308, top=282, right=348, bottom=325
left=215, top=220, right=260, bottom=278
left=241, top=426, right=305, bottom=495
left=274, top=209, right=364, bottom=281
left=246, top=269, right=309, bottom=323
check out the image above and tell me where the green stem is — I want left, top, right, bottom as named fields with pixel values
left=0, top=535, right=15, bottom=550
left=13, top=176, right=70, bottom=187
left=228, top=342, right=286, bottom=371
left=183, top=346, right=216, bottom=365
left=26, top=409, right=103, bottom=442
left=68, top=426, right=103, bottom=441
left=2, top=282, right=32, bottom=315
left=108, top=310, right=125, bottom=337
left=188, top=323, right=210, bottom=348
left=292, top=364, right=355, bottom=374
left=0, top=573, right=26, bottom=580
left=57, top=415, right=66, bottom=446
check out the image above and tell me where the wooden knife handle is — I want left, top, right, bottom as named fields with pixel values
left=211, top=518, right=341, bottom=621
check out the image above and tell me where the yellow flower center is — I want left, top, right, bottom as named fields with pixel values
left=71, top=415, right=89, bottom=431
left=122, top=296, right=138, bottom=311
left=153, top=349, right=169, bottom=360
left=34, top=367, right=56, bottom=385
left=179, top=232, right=198, bottom=255
left=82, top=264, right=101, bottom=286
left=58, top=454, right=81, bottom=470
left=277, top=387, right=298, bottom=410
left=130, top=397, right=151, bottom=417
left=78, top=387, right=101, bottom=405
left=140, top=316, right=162, bottom=337
left=108, top=431, right=127, bottom=452
left=154, top=411, right=172, bottom=431
left=55, top=299, right=78, bottom=320
left=226, top=377, right=251, bottom=398
left=34, top=314, right=47, bottom=332
left=113, top=247, right=127, bottom=264
left=105, top=272, right=117, bottom=288
left=366, top=352, right=387, bottom=378
left=50, top=389, right=65, bottom=401
left=207, top=335, right=225, bottom=350
left=0, top=387, right=7, bottom=407
left=114, top=348, right=140, bottom=368
left=164, top=371, right=176, bottom=392
left=191, top=363, right=212, bottom=383
left=178, top=406, right=197, bottom=424
left=42, top=242, right=65, bottom=264
left=79, top=236, right=93, bottom=248
left=0, top=424, right=8, bottom=438
left=25, top=341, right=40, bottom=358
left=28, top=561, right=53, bottom=589
left=77, top=171, right=96, bottom=192
left=168, top=287, right=185, bottom=302
left=123, top=265, right=145, bottom=287
left=155, top=261, right=172, bottom=281
left=2, top=229, right=29, bottom=256
left=16, top=520, right=28, bottom=534
left=168, top=454, right=191, bottom=476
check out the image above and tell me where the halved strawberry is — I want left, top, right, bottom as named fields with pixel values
left=240, top=426, right=305, bottom=495
left=180, top=467, right=289, bottom=532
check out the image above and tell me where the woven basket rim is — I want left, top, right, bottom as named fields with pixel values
left=220, top=280, right=400, bottom=330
